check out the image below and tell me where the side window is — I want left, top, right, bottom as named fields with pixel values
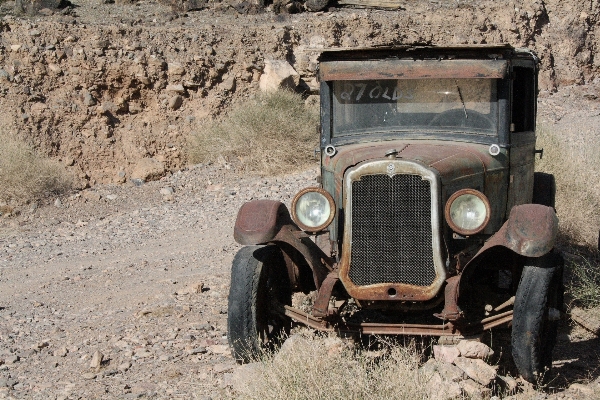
left=512, top=67, right=535, bottom=132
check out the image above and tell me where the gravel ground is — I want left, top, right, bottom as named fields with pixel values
left=1, top=160, right=599, bottom=400
left=0, top=163, right=318, bottom=399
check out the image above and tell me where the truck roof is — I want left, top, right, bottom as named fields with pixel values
left=317, top=44, right=536, bottom=62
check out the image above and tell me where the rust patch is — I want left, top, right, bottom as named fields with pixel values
left=272, top=225, right=333, bottom=290
left=233, top=200, right=292, bottom=245
left=465, top=204, right=558, bottom=269
left=319, top=59, right=508, bottom=81
left=311, top=271, right=339, bottom=318
left=284, top=306, right=513, bottom=336
left=434, top=276, right=463, bottom=321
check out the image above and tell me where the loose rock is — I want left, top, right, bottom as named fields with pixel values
left=453, top=357, right=497, bottom=387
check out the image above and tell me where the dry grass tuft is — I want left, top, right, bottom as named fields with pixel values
left=0, top=132, right=73, bottom=205
left=567, top=254, right=600, bottom=309
left=536, top=124, right=600, bottom=248
left=231, top=332, right=434, bottom=400
left=187, top=90, right=319, bottom=175
left=536, top=124, right=600, bottom=308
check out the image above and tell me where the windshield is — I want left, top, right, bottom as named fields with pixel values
left=332, top=78, right=498, bottom=137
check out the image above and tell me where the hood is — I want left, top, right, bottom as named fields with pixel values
left=323, top=140, right=507, bottom=186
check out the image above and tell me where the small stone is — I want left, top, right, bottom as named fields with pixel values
left=433, top=345, right=461, bottom=364
left=54, top=347, right=68, bottom=357
left=220, top=76, right=235, bottom=92
left=48, top=63, right=62, bottom=74
left=82, top=372, right=97, bottom=380
left=133, top=349, right=152, bottom=358
left=90, top=39, right=107, bottom=48
left=54, top=198, right=62, bottom=207
left=90, top=350, right=104, bottom=370
left=166, top=84, right=186, bottom=94
left=456, top=340, right=494, bottom=359
left=419, top=358, right=466, bottom=383
left=168, top=62, right=185, bottom=75
left=105, top=194, right=117, bottom=201
left=189, top=347, right=207, bottom=355
left=180, top=282, right=204, bottom=294
left=160, top=187, right=174, bottom=196
left=82, top=191, right=102, bottom=202
left=209, top=345, right=230, bottom=355
left=454, top=357, right=497, bottom=386
left=29, top=29, right=41, bottom=36
left=117, top=362, right=131, bottom=372
left=83, top=92, right=96, bottom=107
left=4, top=355, right=19, bottom=364
left=459, top=379, right=492, bottom=399
left=10, top=45, right=22, bottom=52
left=169, top=95, right=183, bottom=110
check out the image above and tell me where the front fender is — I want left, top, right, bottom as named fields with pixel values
left=467, top=204, right=558, bottom=267
left=233, top=200, right=332, bottom=290
left=233, top=200, right=293, bottom=245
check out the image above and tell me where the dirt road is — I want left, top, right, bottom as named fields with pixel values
left=0, top=164, right=317, bottom=399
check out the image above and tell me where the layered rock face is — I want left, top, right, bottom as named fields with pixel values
left=0, top=0, right=598, bottom=185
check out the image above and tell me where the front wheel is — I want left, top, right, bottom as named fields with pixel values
left=511, top=251, right=564, bottom=383
left=227, top=245, right=292, bottom=363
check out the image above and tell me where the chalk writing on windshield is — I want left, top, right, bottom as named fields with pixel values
left=338, top=82, right=414, bottom=103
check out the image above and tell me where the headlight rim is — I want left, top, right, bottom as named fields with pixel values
left=291, top=187, right=336, bottom=233
left=444, top=189, right=491, bottom=236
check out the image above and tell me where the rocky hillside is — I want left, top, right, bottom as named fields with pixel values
left=0, top=0, right=598, bottom=187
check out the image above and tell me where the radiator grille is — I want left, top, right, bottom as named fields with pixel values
left=349, top=174, right=437, bottom=287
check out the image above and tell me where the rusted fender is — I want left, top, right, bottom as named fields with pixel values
left=233, top=200, right=293, bottom=245
left=466, top=204, right=558, bottom=266
left=233, top=200, right=332, bottom=289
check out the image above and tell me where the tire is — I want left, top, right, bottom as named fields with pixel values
left=532, top=172, right=556, bottom=208
left=227, top=245, right=292, bottom=363
left=512, top=251, right=564, bottom=383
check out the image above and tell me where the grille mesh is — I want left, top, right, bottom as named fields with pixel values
left=349, top=174, right=436, bottom=287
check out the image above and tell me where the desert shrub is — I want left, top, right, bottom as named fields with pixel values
left=187, top=90, right=319, bottom=175
left=536, top=124, right=600, bottom=248
left=568, top=255, right=600, bottom=309
left=536, top=125, right=600, bottom=308
left=0, top=132, right=72, bottom=205
left=230, top=333, right=432, bottom=400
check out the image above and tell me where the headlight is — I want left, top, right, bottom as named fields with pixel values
left=445, top=189, right=491, bottom=235
left=291, top=188, right=335, bottom=232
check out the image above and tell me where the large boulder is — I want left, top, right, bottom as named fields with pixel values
left=259, top=60, right=300, bottom=92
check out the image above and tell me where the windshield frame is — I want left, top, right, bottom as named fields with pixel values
left=320, top=78, right=510, bottom=148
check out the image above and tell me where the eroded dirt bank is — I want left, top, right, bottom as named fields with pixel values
left=0, top=0, right=599, bottom=187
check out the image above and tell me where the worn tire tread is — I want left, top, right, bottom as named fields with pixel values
left=512, top=252, right=561, bottom=383
left=227, top=246, right=264, bottom=363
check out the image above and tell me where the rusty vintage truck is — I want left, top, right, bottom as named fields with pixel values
left=227, top=45, right=563, bottom=383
